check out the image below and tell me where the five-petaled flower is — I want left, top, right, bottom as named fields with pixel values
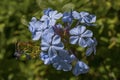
left=69, top=25, right=93, bottom=47
left=29, top=17, right=48, bottom=40
left=72, top=61, right=89, bottom=76
left=72, top=11, right=96, bottom=23
left=51, top=50, right=74, bottom=71
left=41, top=28, right=64, bottom=58
left=41, top=10, right=63, bottom=27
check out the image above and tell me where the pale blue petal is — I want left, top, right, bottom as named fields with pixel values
left=69, top=27, right=79, bottom=35
left=86, top=38, right=97, bottom=47
left=49, top=11, right=57, bottom=18
left=70, top=36, right=79, bottom=44
left=52, top=35, right=61, bottom=45
left=72, top=61, right=89, bottom=76
left=32, top=31, right=42, bottom=40
left=84, top=16, right=91, bottom=23
left=78, top=38, right=87, bottom=47
left=72, top=11, right=80, bottom=19
left=88, top=15, right=96, bottom=23
left=40, top=21, right=48, bottom=30
left=49, top=19, right=56, bottom=26
left=52, top=42, right=64, bottom=50
left=48, top=47, right=57, bottom=58
left=51, top=55, right=59, bottom=63
left=34, top=21, right=42, bottom=29
left=86, top=38, right=94, bottom=47
left=29, top=20, right=36, bottom=32
left=44, top=8, right=52, bottom=15
left=41, top=40, right=50, bottom=51
left=40, top=52, right=48, bottom=61
left=41, top=15, right=49, bottom=21
left=29, top=21, right=35, bottom=29
left=42, top=35, right=52, bottom=44
left=86, top=47, right=93, bottom=56
left=78, top=26, right=86, bottom=34
left=62, top=17, right=72, bottom=23
left=81, top=30, right=93, bottom=37
left=62, top=16, right=68, bottom=22
left=54, top=13, right=63, bottom=19
left=62, top=12, right=72, bottom=23
left=44, top=58, right=51, bottom=65
left=40, top=52, right=51, bottom=65
left=80, top=12, right=89, bottom=17
left=29, top=24, right=35, bottom=32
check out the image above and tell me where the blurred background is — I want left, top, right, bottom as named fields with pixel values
left=0, top=0, right=120, bottom=80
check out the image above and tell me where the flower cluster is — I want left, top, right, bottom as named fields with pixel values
left=28, top=8, right=97, bottom=76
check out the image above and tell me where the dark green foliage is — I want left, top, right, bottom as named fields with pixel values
left=0, top=0, right=120, bottom=80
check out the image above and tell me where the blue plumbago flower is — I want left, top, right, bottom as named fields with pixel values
left=51, top=50, right=75, bottom=71
left=72, top=61, right=89, bottom=76
left=86, top=38, right=97, bottom=56
left=29, top=17, right=48, bottom=40
left=62, top=11, right=73, bottom=23
left=69, top=25, right=93, bottom=47
left=41, top=10, right=63, bottom=26
left=40, top=52, right=51, bottom=65
left=52, top=55, right=72, bottom=71
left=41, top=28, right=64, bottom=58
left=72, top=11, right=96, bottom=24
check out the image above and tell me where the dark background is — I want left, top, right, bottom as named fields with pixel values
left=0, top=0, right=120, bottom=80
